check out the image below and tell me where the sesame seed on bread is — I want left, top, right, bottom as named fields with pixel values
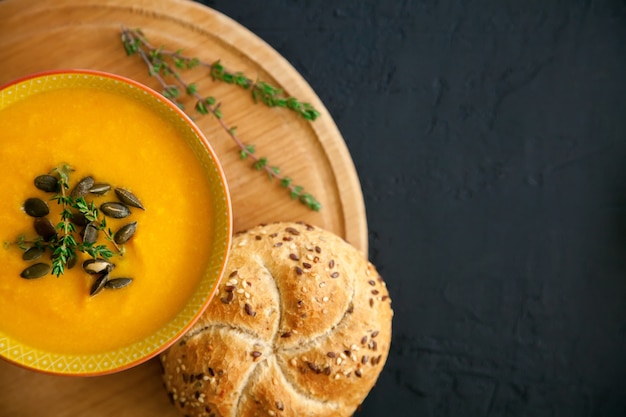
left=160, top=222, right=393, bottom=417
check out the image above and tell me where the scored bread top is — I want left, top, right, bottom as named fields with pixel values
left=160, top=222, right=393, bottom=417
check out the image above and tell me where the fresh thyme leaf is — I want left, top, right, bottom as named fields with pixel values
left=195, top=100, right=208, bottom=115
left=213, top=104, right=222, bottom=119
left=186, top=83, right=198, bottom=95
left=290, top=185, right=303, bottom=200
left=163, top=85, right=180, bottom=99
left=80, top=243, right=114, bottom=260
left=187, top=57, right=200, bottom=69
left=281, top=177, right=292, bottom=188
left=240, top=144, right=255, bottom=160
left=253, top=157, right=268, bottom=171
left=17, top=234, right=28, bottom=250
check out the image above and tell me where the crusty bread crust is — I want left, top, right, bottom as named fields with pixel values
left=160, top=222, right=393, bottom=417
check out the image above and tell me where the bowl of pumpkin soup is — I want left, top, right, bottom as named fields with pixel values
left=0, top=69, right=232, bottom=375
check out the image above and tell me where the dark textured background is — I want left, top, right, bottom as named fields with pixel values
left=196, top=1, right=626, bottom=416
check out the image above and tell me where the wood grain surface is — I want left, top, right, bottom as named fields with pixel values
left=0, top=0, right=367, bottom=415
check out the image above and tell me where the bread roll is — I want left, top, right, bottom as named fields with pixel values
left=160, top=222, right=393, bottom=417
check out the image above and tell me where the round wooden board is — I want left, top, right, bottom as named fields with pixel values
left=0, top=0, right=367, bottom=415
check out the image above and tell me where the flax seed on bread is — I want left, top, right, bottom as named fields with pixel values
left=160, top=222, right=393, bottom=417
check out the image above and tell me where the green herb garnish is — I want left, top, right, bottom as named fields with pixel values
left=48, top=165, right=121, bottom=276
left=120, top=27, right=322, bottom=212
left=14, top=164, right=134, bottom=281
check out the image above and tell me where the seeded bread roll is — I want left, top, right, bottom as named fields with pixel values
left=160, top=222, right=393, bottom=417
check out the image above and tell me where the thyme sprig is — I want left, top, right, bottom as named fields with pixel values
left=46, top=165, right=119, bottom=277
left=121, top=27, right=322, bottom=211
left=48, top=165, right=78, bottom=276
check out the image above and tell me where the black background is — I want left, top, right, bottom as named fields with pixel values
left=196, top=1, right=626, bottom=416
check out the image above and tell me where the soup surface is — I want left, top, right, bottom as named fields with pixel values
left=0, top=86, right=214, bottom=354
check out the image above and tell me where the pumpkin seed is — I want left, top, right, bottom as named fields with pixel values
left=20, top=262, right=50, bottom=279
left=34, top=174, right=59, bottom=193
left=22, top=246, right=44, bottom=261
left=115, top=188, right=145, bottom=210
left=104, top=277, right=133, bottom=289
left=90, top=274, right=109, bottom=296
left=24, top=198, right=49, bottom=217
left=90, top=183, right=111, bottom=195
left=71, top=211, right=88, bottom=227
left=34, top=217, right=57, bottom=241
left=70, top=176, right=95, bottom=198
left=114, top=221, right=137, bottom=245
left=67, top=253, right=78, bottom=270
left=83, top=222, right=99, bottom=244
left=82, top=258, right=115, bottom=275
left=100, top=202, right=131, bottom=218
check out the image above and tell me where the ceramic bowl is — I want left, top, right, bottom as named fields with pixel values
left=0, top=69, right=232, bottom=375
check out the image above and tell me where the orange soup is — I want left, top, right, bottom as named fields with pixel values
left=0, top=80, right=217, bottom=355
